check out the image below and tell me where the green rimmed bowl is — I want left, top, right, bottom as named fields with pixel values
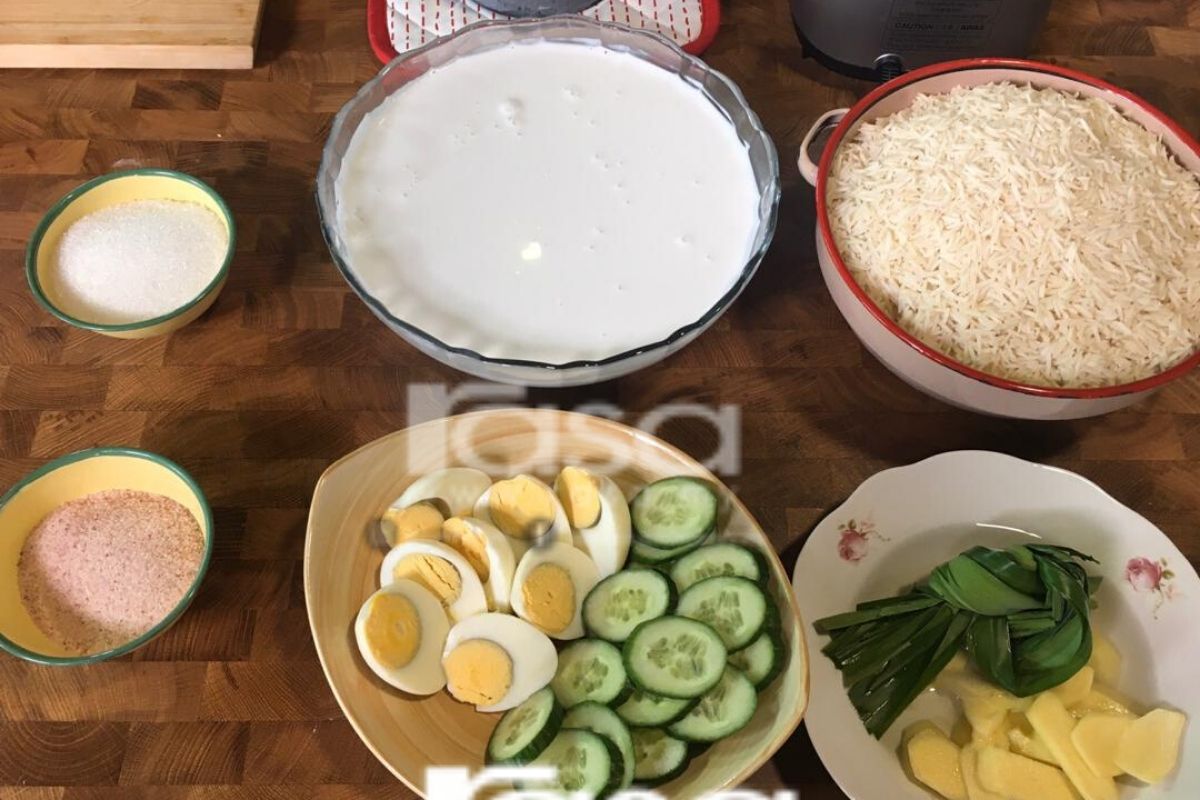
left=25, top=168, right=236, bottom=339
left=0, top=447, right=213, bottom=665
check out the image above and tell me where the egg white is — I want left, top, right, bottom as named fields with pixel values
left=354, top=579, right=449, bottom=695
left=445, top=516, right=517, bottom=613
left=442, top=612, right=558, bottom=712
left=379, top=540, right=488, bottom=623
left=568, top=474, right=631, bottom=579
left=473, top=475, right=573, bottom=560
left=393, top=467, right=492, bottom=517
left=510, top=541, right=601, bottom=640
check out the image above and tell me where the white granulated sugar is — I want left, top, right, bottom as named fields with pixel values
left=52, top=199, right=228, bottom=324
left=827, top=81, right=1200, bottom=388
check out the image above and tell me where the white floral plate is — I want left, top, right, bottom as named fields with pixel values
left=792, top=450, right=1200, bottom=800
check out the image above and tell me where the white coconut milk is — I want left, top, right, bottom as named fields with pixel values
left=335, top=41, right=761, bottom=363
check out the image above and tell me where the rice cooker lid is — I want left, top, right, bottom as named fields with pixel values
left=474, top=0, right=599, bottom=15
left=793, top=0, right=1051, bottom=81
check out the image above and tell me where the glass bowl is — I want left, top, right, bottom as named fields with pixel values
left=316, top=16, right=780, bottom=387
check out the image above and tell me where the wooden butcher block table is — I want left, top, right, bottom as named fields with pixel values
left=0, top=1, right=1198, bottom=798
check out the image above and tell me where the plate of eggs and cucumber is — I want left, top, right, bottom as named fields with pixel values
left=794, top=451, right=1199, bottom=800
left=304, top=409, right=809, bottom=798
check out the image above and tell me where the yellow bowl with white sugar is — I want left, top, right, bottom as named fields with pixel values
left=0, top=447, right=213, bottom=665
left=26, top=169, right=235, bottom=339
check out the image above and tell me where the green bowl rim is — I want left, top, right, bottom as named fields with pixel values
left=24, top=168, right=237, bottom=333
left=0, top=446, right=215, bottom=666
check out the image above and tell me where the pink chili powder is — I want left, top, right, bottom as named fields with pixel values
left=18, top=489, right=205, bottom=655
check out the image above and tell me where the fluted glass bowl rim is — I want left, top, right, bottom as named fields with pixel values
left=316, top=16, right=780, bottom=374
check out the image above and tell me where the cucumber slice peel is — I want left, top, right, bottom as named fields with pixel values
left=551, top=639, right=630, bottom=708
left=486, top=687, right=563, bottom=765
left=564, top=701, right=636, bottom=790
left=623, top=616, right=727, bottom=699
left=615, top=688, right=699, bottom=728
left=630, top=534, right=712, bottom=565
left=528, top=728, right=622, bottom=796
left=670, top=542, right=767, bottom=591
left=631, top=477, right=718, bottom=549
left=667, top=665, right=758, bottom=742
left=630, top=727, right=691, bottom=787
left=727, top=627, right=785, bottom=690
left=676, top=575, right=772, bottom=652
left=583, top=568, right=677, bottom=642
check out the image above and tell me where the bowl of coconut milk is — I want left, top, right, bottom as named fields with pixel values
left=317, top=17, right=779, bottom=387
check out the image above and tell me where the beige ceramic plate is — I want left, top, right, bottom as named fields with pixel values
left=305, top=409, right=809, bottom=797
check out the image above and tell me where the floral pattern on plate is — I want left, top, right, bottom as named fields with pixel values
left=836, top=518, right=887, bottom=563
left=1125, top=556, right=1179, bottom=616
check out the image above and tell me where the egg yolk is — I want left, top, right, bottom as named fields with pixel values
left=444, top=638, right=514, bottom=706
left=521, top=563, right=576, bottom=634
left=380, top=501, right=444, bottom=546
left=489, top=475, right=556, bottom=540
left=363, top=593, right=422, bottom=669
left=556, top=466, right=601, bottom=529
left=442, top=517, right=490, bottom=581
left=392, top=554, right=463, bottom=607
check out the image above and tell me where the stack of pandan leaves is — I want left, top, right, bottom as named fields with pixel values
left=814, top=544, right=1100, bottom=738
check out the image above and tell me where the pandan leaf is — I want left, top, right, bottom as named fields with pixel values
left=928, top=555, right=1041, bottom=616
left=1027, top=544, right=1099, bottom=565
left=965, top=546, right=1044, bottom=597
left=812, top=595, right=940, bottom=634
left=813, top=542, right=1099, bottom=736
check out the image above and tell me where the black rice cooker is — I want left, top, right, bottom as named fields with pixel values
left=793, top=0, right=1052, bottom=81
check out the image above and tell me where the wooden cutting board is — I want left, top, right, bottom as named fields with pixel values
left=0, top=0, right=264, bottom=69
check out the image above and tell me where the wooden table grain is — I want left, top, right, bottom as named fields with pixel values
left=1, top=1, right=1198, bottom=798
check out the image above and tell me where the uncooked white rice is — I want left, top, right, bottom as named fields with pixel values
left=827, top=81, right=1200, bottom=388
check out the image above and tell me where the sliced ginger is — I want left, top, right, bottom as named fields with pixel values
left=907, top=635, right=1185, bottom=800
left=1071, top=713, right=1131, bottom=778
left=959, top=746, right=1005, bottom=800
left=902, top=723, right=967, bottom=800
left=975, top=746, right=1080, bottom=800
left=1114, top=708, right=1187, bottom=784
left=1026, top=692, right=1118, bottom=800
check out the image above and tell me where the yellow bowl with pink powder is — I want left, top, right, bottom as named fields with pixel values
left=0, top=447, right=212, bottom=665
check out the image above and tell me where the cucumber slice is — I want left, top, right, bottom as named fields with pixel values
left=631, top=727, right=691, bottom=787
left=583, top=569, right=676, bottom=642
left=727, top=627, right=785, bottom=689
left=667, top=665, right=758, bottom=742
left=676, top=575, right=771, bottom=652
left=564, top=702, right=635, bottom=790
left=623, top=616, right=727, bottom=699
left=631, top=477, right=718, bottom=549
left=551, top=639, right=630, bottom=708
left=616, top=688, right=699, bottom=727
left=630, top=534, right=712, bottom=565
left=528, top=728, right=622, bottom=796
left=670, top=542, right=766, bottom=591
left=486, top=687, right=563, bottom=764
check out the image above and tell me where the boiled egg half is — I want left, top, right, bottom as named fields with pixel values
left=555, top=467, right=631, bottom=579
left=379, top=500, right=445, bottom=548
left=380, top=540, right=488, bottom=623
left=442, top=612, right=558, bottom=712
left=354, top=578, right=449, bottom=695
left=441, top=516, right=516, bottom=612
left=377, top=467, right=493, bottom=547
left=510, top=541, right=600, bottom=640
left=474, top=474, right=572, bottom=560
